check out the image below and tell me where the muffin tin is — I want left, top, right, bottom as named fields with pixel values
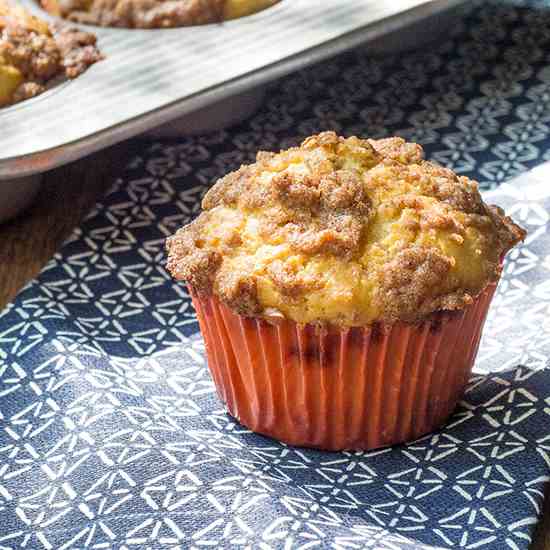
left=0, top=0, right=468, bottom=221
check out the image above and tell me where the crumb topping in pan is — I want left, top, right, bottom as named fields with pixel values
left=166, top=132, right=526, bottom=326
left=0, top=0, right=102, bottom=107
left=40, top=0, right=279, bottom=28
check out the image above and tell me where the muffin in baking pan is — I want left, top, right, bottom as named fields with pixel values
left=40, top=0, right=280, bottom=28
left=166, top=132, right=525, bottom=451
left=0, top=0, right=102, bottom=107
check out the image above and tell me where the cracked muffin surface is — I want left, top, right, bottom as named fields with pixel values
left=0, top=0, right=102, bottom=107
left=166, top=132, right=525, bottom=326
left=40, top=0, right=279, bottom=28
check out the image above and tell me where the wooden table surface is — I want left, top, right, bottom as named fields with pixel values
left=0, top=145, right=549, bottom=549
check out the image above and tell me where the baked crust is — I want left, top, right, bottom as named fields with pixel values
left=40, top=0, right=279, bottom=29
left=0, top=0, right=102, bottom=107
left=166, top=132, right=526, bottom=326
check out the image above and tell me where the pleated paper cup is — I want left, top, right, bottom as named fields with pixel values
left=191, top=282, right=497, bottom=451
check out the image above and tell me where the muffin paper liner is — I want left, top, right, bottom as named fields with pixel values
left=191, top=282, right=497, bottom=451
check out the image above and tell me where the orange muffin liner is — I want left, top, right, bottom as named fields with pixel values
left=191, top=282, right=497, bottom=451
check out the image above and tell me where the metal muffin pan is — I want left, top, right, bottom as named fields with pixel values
left=0, top=0, right=468, bottom=221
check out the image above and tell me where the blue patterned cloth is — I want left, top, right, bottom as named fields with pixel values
left=2, top=1, right=550, bottom=548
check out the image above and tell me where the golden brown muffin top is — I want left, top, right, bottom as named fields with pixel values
left=40, top=0, right=279, bottom=28
left=166, top=132, right=525, bottom=326
left=0, top=0, right=102, bottom=107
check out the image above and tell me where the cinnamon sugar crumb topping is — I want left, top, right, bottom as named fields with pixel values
left=167, top=132, right=526, bottom=325
left=0, top=0, right=102, bottom=107
left=40, top=0, right=279, bottom=29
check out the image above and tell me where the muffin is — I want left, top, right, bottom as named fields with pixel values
left=40, top=0, right=280, bottom=28
left=166, top=132, right=525, bottom=451
left=0, top=0, right=102, bottom=107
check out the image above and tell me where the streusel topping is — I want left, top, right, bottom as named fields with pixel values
left=167, top=132, right=525, bottom=325
left=40, top=0, right=279, bottom=28
left=0, top=0, right=102, bottom=107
